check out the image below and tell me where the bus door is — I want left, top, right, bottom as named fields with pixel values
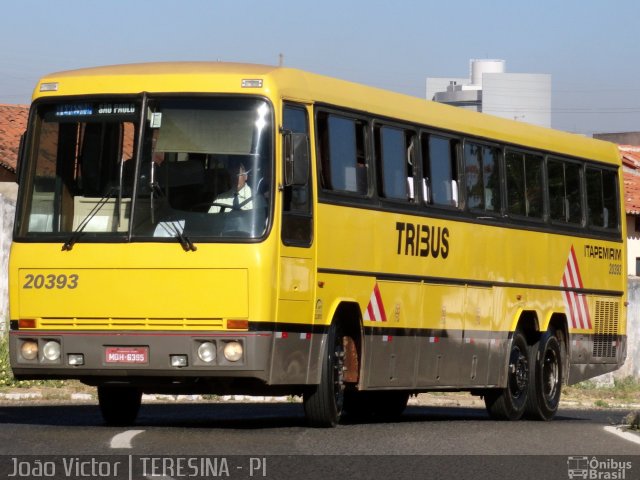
left=270, top=103, right=316, bottom=384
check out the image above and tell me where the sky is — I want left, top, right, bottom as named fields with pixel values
left=1, top=0, right=639, bottom=136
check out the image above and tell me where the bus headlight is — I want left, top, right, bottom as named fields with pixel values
left=20, top=340, right=38, bottom=360
left=197, top=342, right=216, bottom=363
left=223, top=341, right=243, bottom=362
left=42, top=340, right=61, bottom=361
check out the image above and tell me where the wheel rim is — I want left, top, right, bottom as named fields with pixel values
left=508, top=345, right=528, bottom=399
left=542, top=347, right=559, bottom=401
left=332, top=336, right=346, bottom=411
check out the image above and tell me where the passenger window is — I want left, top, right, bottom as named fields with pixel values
left=548, top=158, right=582, bottom=224
left=506, top=151, right=525, bottom=215
left=375, top=125, right=416, bottom=201
left=602, top=170, right=619, bottom=229
left=317, top=112, right=368, bottom=194
left=464, top=142, right=500, bottom=212
left=505, top=150, right=543, bottom=219
left=586, top=167, right=619, bottom=230
left=422, top=134, right=458, bottom=207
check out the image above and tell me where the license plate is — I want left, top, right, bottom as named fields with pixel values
left=105, top=346, right=149, bottom=364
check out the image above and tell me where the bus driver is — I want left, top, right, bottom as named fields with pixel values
left=209, top=163, right=253, bottom=213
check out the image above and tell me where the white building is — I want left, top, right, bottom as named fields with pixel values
left=426, top=59, right=551, bottom=128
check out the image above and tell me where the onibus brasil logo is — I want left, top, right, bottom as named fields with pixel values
left=567, top=456, right=632, bottom=479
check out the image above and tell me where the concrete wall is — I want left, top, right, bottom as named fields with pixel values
left=0, top=189, right=16, bottom=334
left=616, top=277, right=640, bottom=380
left=627, top=216, right=640, bottom=276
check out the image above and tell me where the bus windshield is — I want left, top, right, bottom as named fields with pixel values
left=17, top=96, right=273, bottom=243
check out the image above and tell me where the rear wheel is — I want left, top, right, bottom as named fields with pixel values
left=525, top=331, right=562, bottom=420
left=97, top=385, right=142, bottom=426
left=484, top=330, right=530, bottom=420
left=303, top=323, right=346, bottom=427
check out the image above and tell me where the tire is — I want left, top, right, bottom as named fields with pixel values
left=344, top=390, right=409, bottom=421
left=98, top=385, right=142, bottom=426
left=303, top=323, right=346, bottom=427
left=484, top=330, right=531, bottom=420
left=525, top=331, right=562, bottom=420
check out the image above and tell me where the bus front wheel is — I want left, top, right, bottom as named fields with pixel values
left=98, top=385, right=142, bottom=426
left=303, top=323, right=346, bottom=427
left=525, top=331, right=562, bottom=420
left=484, top=330, right=530, bottom=420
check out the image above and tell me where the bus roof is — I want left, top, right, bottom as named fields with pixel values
left=34, top=62, right=619, bottom=164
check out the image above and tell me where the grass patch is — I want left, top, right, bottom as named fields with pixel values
left=564, top=377, right=640, bottom=407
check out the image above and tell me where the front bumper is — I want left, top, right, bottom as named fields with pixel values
left=9, top=330, right=273, bottom=382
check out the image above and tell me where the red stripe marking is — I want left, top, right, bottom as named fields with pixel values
left=561, top=245, right=592, bottom=330
left=373, top=283, right=387, bottom=322
left=569, top=245, right=584, bottom=288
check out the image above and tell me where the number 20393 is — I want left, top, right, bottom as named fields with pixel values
left=23, top=273, right=79, bottom=289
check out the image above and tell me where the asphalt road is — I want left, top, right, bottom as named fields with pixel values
left=0, top=401, right=638, bottom=479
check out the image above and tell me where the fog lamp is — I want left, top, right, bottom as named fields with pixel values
left=20, top=340, right=38, bottom=360
left=197, top=342, right=216, bottom=363
left=68, top=354, right=84, bottom=366
left=223, top=341, right=243, bottom=362
left=170, top=354, right=188, bottom=367
left=42, top=340, right=61, bottom=361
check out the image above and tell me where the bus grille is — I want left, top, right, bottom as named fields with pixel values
left=592, top=300, right=619, bottom=359
left=37, top=318, right=225, bottom=330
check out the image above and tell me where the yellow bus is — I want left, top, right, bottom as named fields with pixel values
left=9, top=62, right=626, bottom=427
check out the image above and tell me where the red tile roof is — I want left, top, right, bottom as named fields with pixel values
left=0, top=104, right=28, bottom=174
left=621, top=145, right=640, bottom=215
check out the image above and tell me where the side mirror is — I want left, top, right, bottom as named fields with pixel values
left=283, top=131, right=309, bottom=187
left=15, top=132, right=26, bottom=184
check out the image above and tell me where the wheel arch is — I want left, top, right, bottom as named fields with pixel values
left=330, top=300, right=364, bottom=385
left=513, top=310, right=540, bottom=344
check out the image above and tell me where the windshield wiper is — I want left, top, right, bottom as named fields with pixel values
left=154, top=219, right=197, bottom=252
left=173, top=225, right=197, bottom=252
left=61, top=188, right=115, bottom=251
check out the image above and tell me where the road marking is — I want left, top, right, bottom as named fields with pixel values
left=604, top=426, right=640, bottom=445
left=110, top=429, right=145, bottom=449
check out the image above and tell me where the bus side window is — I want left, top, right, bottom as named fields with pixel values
left=422, top=133, right=458, bottom=207
left=407, top=135, right=416, bottom=201
left=317, top=111, right=368, bottom=195
left=548, top=158, right=583, bottom=224
left=506, top=150, right=526, bottom=216
left=506, top=150, right=543, bottom=219
left=586, top=167, right=619, bottom=230
left=601, top=170, right=619, bottom=229
left=524, top=153, right=544, bottom=218
left=463, top=142, right=501, bottom=213
left=375, top=125, right=416, bottom=202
